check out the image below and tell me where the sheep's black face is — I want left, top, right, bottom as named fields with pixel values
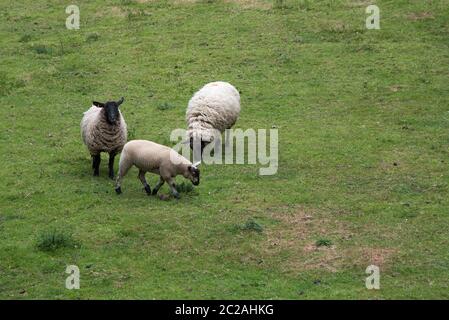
left=189, top=136, right=209, bottom=157
left=104, top=102, right=120, bottom=124
left=188, top=165, right=200, bottom=186
left=93, top=97, right=124, bottom=125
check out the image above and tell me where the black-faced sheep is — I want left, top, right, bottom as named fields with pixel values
left=81, top=97, right=127, bottom=179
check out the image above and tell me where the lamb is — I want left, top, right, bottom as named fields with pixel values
left=115, top=140, right=200, bottom=199
left=81, top=97, right=127, bottom=179
left=185, top=81, right=241, bottom=154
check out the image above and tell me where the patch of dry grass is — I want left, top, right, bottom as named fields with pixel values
left=172, top=0, right=272, bottom=9
left=407, top=12, right=434, bottom=21
left=254, top=206, right=399, bottom=273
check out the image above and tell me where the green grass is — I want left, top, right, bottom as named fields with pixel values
left=315, top=239, right=333, bottom=247
left=237, top=219, right=264, bottom=233
left=0, top=0, right=448, bottom=299
left=35, top=229, right=79, bottom=252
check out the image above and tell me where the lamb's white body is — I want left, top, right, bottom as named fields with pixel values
left=81, top=105, right=127, bottom=155
left=115, top=140, right=199, bottom=198
left=186, top=81, right=240, bottom=142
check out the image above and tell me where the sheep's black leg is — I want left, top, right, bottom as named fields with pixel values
left=92, top=155, right=101, bottom=176
left=138, top=170, right=151, bottom=195
left=225, top=129, right=231, bottom=148
left=108, top=152, right=116, bottom=179
left=167, top=178, right=180, bottom=199
left=152, top=176, right=165, bottom=195
left=115, top=160, right=132, bottom=195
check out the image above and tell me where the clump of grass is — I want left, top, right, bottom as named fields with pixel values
left=19, top=34, right=32, bottom=43
left=239, top=219, right=264, bottom=233
left=31, top=44, right=53, bottom=55
left=157, top=102, right=175, bottom=111
left=86, top=33, right=100, bottom=43
left=177, top=182, right=194, bottom=193
left=315, top=238, right=333, bottom=247
left=118, top=229, right=138, bottom=238
left=36, top=229, right=78, bottom=252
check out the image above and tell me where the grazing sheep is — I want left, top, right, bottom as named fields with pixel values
left=115, top=140, right=200, bottom=199
left=186, top=81, right=240, bottom=153
left=81, top=97, right=127, bottom=179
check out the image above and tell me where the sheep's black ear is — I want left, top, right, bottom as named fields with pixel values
left=189, top=165, right=199, bottom=174
left=117, top=97, right=124, bottom=106
left=93, top=101, right=105, bottom=108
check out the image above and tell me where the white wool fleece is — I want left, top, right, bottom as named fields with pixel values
left=186, top=81, right=241, bottom=142
left=81, top=105, right=127, bottom=155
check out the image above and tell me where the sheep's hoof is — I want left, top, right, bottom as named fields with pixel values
left=151, top=190, right=158, bottom=196
left=115, top=187, right=122, bottom=195
left=144, top=185, right=151, bottom=195
left=93, top=172, right=99, bottom=177
left=109, top=174, right=115, bottom=180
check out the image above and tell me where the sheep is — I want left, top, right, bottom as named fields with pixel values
left=115, top=140, right=200, bottom=199
left=81, top=97, right=127, bottom=179
left=185, top=81, right=241, bottom=154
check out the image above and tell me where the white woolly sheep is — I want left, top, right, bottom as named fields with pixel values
left=115, top=140, right=200, bottom=199
left=81, top=97, right=127, bottom=179
left=186, top=81, right=241, bottom=153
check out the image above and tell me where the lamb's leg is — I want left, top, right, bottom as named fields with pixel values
left=138, top=170, right=151, bottom=195
left=92, top=154, right=101, bottom=176
left=108, top=152, right=116, bottom=179
left=115, top=159, right=132, bottom=195
left=152, top=176, right=165, bottom=195
left=167, top=177, right=180, bottom=199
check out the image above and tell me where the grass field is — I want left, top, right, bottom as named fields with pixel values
left=1, top=0, right=448, bottom=299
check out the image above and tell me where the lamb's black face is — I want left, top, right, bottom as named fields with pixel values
left=93, top=97, right=124, bottom=125
left=188, top=165, right=200, bottom=186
